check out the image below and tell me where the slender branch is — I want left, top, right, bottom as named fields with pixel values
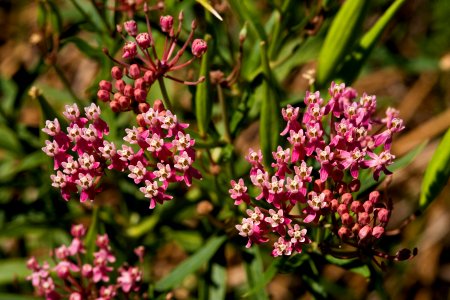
left=157, top=77, right=172, bottom=110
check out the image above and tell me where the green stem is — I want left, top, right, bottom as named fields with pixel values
left=52, top=64, right=84, bottom=107
left=157, top=77, right=172, bottom=111
left=217, top=84, right=232, bottom=144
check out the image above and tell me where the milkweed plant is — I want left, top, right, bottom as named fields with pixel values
left=2, top=0, right=448, bottom=299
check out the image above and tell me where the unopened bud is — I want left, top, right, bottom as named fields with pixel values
left=350, top=201, right=363, bottom=213
left=99, top=80, right=112, bottom=92
left=115, top=79, right=126, bottom=92
left=358, top=225, right=372, bottom=240
left=97, top=89, right=110, bottom=102
left=369, top=191, right=380, bottom=203
left=341, top=213, right=353, bottom=226
left=160, top=15, right=174, bottom=33
left=191, top=39, right=207, bottom=57
left=337, top=204, right=348, bottom=216
left=358, top=212, right=370, bottom=225
left=134, top=88, right=147, bottom=102
left=134, top=78, right=146, bottom=90
left=136, top=32, right=151, bottom=48
left=110, top=100, right=120, bottom=112
left=122, top=41, right=137, bottom=59
left=119, top=96, right=130, bottom=110
left=153, top=99, right=165, bottom=111
left=124, top=84, right=134, bottom=97
left=124, top=20, right=138, bottom=37
left=341, top=193, right=353, bottom=205
left=82, top=264, right=93, bottom=278
left=338, top=226, right=351, bottom=239
left=71, top=224, right=86, bottom=238
left=372, top=226, right=384, bottom=238
left=138, top=103, right=150, bottom=114
left=111, top=66, right=123, bottom=80
left=330, top=199, right=339, bottom=211
left=144, top=71, right=155, bottom=84
left=377, top=208, right=390, bottom=223
left=363, top=201, right=373, bottom=213
left=129, top=64, right=141, bottom=79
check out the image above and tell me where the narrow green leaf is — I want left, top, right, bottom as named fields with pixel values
left=316, top=0, right=369, bottom=87
left=243, top=259, right=278, bottom=298
left=155, top=236, right=226, bottom=291
left=228, top=0, right=267, bottom=41
left=34, top=92, right=68, bottom=129
left=61, top=37, right=103, bottom=60
left=0, top=125, right=23, bottom=154
left=259, top=41, right=280, bottom=168
left=338, top=0, right=407, bottom=83
left=244, top=247, right=269, bottom=300
left=0, top=259, right=30, bottom=284
left=0, top=294, right=40, bottom=300
left=195, top=35, right=212, bottom=138
left=84, top=205, right=100, bottom=260
left=195, top=0, right=223, bottom=21
left=208, top=263, right=227, bottom=300
left=126, top=215, right=160, bottom=238
left=420, top=128, right=450, bottom=211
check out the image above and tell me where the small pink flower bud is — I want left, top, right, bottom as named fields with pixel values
left=330, top=199, right=339, bottom=211
left=82, top=264, right=93, bottom=278
left=372, top=226, right=384, bottom=238
left=134, top=246, right=145, bottom=263
left=377, top=208, right=390, bottom=223
left=144, top=70, right=155, bottom=83
left=70, top=292, right=83, bottom=300
left=99, top=80, right=112, bottom=92
left=136, top=33, right=151, bottom=48
left=337, top=204, right=348, bottom=216
left=134, top=88, right=147, bottom=102
left=110, top=100, right=121, bottom=112
left=122, top=41, right=137, bottom=58
left=129, top=64, right=141, bottom=79
left=96, top=234, right=110, bottom=248
left=358, top=212, right=370, bottom=225
left=192, top=39, right=207, bottom=58
left=160, top=15, right=174, bottom=32
left=363, top=200, right=373, bottom=213
left=114, top=92, right=122, bottom=102
left=341, top=213, right=353, bottom=226
left=115, top=79, right=126, bottom=92
left=369, top=191, right=380, bottom=203
left=153, top=99, right=165, bottom=111
left=191, top=19, right=197, bottom=30
left=358, top=225, right=372, bottom=240
left=313, top=179, right=324, bottom=192
left=341, top=193, right=353, bottom=205
left=71, top=224, right=86, bottom=238
left=97, top=90, right=110, bottom=102
left=124, top=84, right=134, bottom=97
left=111, top=66, right=123, bottom=80
left=124, top=20, right=138, bottom=36
left=338, top=226, right=351, bottom=239
left=119, top=96, right=130, bottom=110
left=350, top=200, right=363, bottom=213
left=322, top=189, right=332, bottom=201
left=337, top=182, right=347, bottom=194
left=134, top=78, right=146, bottom=90
left=351, top=223, right=360, bottom=234
left=138, top=103, right=150, bottom=114
left=26, top=257, right=39, bottom=270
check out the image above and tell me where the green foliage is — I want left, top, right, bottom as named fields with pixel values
left=420, top=128, right=450, bottom=211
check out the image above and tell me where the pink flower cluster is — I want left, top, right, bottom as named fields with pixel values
left=97, top=8, right=207, bottom=113
left=27, top=224, right=145, bottom=300
left=231, top=82, right=405, bottom=256
left=42, top=101, right=201, bottom=208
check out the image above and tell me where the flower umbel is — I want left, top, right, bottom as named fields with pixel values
left=231, top=82, right=411, bottom=259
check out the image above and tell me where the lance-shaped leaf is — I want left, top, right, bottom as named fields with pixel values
left=155, top=235, right=226, bottom=291
left=420, top=128, right=450, bottom=211
left=195, top=0, right=223, bottom=21
left=195, top=35, right=212, bottom=138
left=338, top=0, right=406, bottom=83
left=259, top=41, right=280, bottom=168
left=316, top=0, right=369, bottom=87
